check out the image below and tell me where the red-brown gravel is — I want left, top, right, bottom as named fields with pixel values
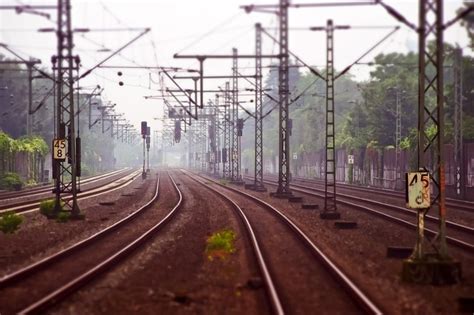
left=49, top=170, right=267, bottom=315
left=234, top=178, right=474, bottom=315
left=0, top=171, right=154, bottom=278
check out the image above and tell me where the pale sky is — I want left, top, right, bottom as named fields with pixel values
left=1, top=0, right=471, bottom=133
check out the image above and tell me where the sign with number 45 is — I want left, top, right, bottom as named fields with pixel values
left=53, top=139, right=67, bottom=161
left=406, top=171, right=430, bottom=209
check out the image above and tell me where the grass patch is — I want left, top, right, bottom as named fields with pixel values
left=0, top=212, right=23, bottom=234
left=56, top=211, right=71, bottom=223
left=205, top=229, right=236, bottom=261
left=218, top=179, right=229, bottom=186
left=39, top=199, right=64, bottom=218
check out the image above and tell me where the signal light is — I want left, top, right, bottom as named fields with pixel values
left=141, top=121, right=147, bottom=137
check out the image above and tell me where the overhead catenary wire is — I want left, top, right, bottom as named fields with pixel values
left=176, top=12, right=244, bottom=55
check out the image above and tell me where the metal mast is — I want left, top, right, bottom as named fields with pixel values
left=453, top=47, right=464, bottom=198
left=223, top=81, right=231, bottom=179
left=254, top=23, right=266, bottom=191
left=231, top=48, right=240, bottom=182
left=321, top=19, right=339, bottom=219
left=275, top=0, right=291, bottom=197
left=211, top=96, right=219, bottom=176
left=417, top=0, right=448, bottom=256
left=395, top=88, right=402, bottom=189
left=53, top=0, right=80, bottom=217
left=401, top=0, right=461, bottom=285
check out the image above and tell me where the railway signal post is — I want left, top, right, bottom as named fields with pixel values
left=141, top=121, right=147, bottom=179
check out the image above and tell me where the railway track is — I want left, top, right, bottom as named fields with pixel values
left=186, top=170, right=383, bottom=315
left=0, top=171, right=183, bottom=314
left=251, top=176, right=474, bottom=253
left=0, top=169, right=141, bottom=215
left=272, top=175, right=474, bottom=213
left=0, top=168, right=131, bottom=202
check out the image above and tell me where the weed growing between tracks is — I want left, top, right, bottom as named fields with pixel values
left=39, top=199, right=71, bottom=221
left=56, top=211, right=71, bottom=223
left=206, top=229, right=236, bottom=261
left=219, top=179, right=229, bottom=186
left=0, top=212, right=23, bottom=233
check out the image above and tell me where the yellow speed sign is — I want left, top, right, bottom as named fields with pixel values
left=53, top=139, right=67, bottom=161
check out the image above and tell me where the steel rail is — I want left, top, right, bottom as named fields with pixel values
left=0, top=170, right=140, bottom=215
left=0, top=171, right=158, bottom=289
left=258, top=177, right=474, bottom=253
left=0, top=168, right=131, bottom=202
left=282, top=178, right=474, bottom=235
left=286, top=175, right=474, bottom=213
left=188, top=170, right=383, bottom=315
left=17, top=172, right=182, bottom=314
left=184, top=172, right=284, bottom=315
left=254, top=175, right=474, bottom=234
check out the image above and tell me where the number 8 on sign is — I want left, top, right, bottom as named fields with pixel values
left=406, top=171, right=430, bottom=209
left=53, top=139, right=67, bottom=161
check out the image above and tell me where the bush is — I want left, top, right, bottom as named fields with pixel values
left=205, top=229, right=236, bottom=261
left=26, top=179, right=37, bottom=187
left=39, top=199, right=63, bottom=217
left=56, top=211, right=71, bottom=223
left=0, top=172, right=23, bottom=191
left=0, top=212, right=23, bottom=234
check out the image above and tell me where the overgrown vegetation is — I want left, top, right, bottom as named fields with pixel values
left=0, top=131, right=49, bottom=186
left=56, top=211, right=71, bottom=223
left=0, top=172, right=23, bottom=191
left=0, top=212, right=23, bottom=234
left=218, top=179, right=229, bottom=186
left=205, top=229, right=236, bottom=261
left=39, top=199, right=62, bottom=218
left=1, top=53, right=138, bottom=179
left=39, top=199, right=73, bottom=222
left=239, top=41, right=474, bottom=174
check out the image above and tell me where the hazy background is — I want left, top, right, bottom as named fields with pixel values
left=1, top=0, right=471, bottom=132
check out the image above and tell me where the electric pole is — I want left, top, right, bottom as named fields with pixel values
left=52, top=0, right=81, bottom=218
left=254, top=23, right=266, bottom=191
left=453, top=47, right=464, bottom=199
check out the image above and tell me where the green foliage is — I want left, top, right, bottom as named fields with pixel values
left=0, top=212, right=23, bottom=234
left=400, top=137, right=411, bottom=150
left=205, top=229, right=236, bottom=260
left=0, top=172, right=23, bottom=190
left=458, top=3, right=474, bottom=50
left=17, top=136, right=49, bottom=156
left=25, top=179, right=37, bottom=187
left=0, top=132, right=14, bottom=153
left=463, top=114, right=474, bottom=140
left=56, top=211, right=71, bottom=223
left=39, top=199, right=62, bottom=217
left=219, top=179, right=229, bottom=186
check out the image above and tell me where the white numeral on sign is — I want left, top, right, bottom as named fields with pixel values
left=53, top=139, right=67, bottom=161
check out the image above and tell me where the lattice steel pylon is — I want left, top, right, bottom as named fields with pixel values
left=53, top=0, right=81, bottom=217
left=223, top=82, right=231, bottom=179
left=211, top=96, right=219, bottom=176
left=231, top=48, right=241, bottom=182
left=453, top=47, right=464, bottom=198
left=275, top=0, right=292, bottom=197
left=395, top=88, right=402, bottom=188
left=321, top=19, right=339, bottom=219
left=200, top=116, right=207, bottom=172
left=254, top=23, right=265, bottom=191
left=417, top=0, right=449, bottom=258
